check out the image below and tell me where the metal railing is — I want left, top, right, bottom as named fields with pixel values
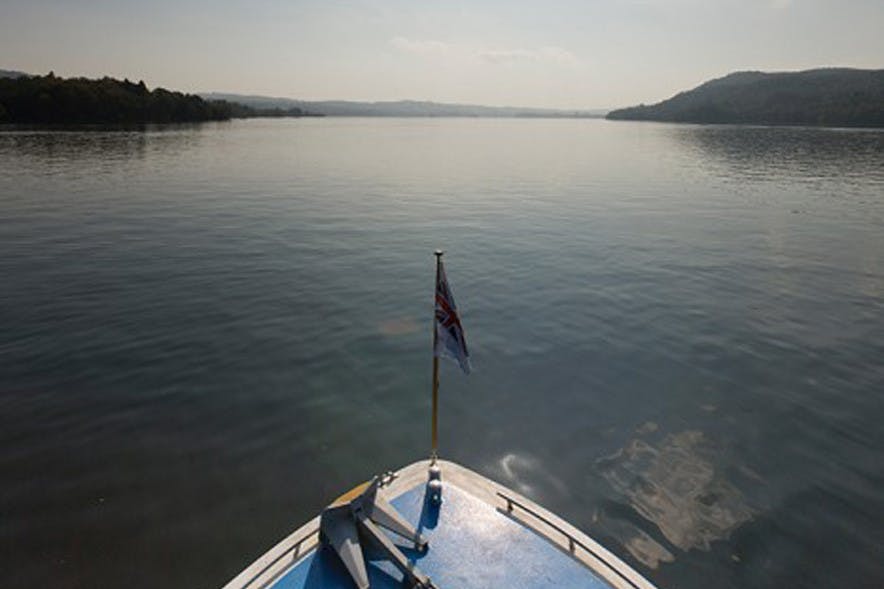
left=246, top=528, right=320, bottom=589
left=496, top=491, right=642, bottom=589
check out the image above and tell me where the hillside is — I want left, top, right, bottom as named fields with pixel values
left=0, top=69, right=30, bottom=79
left=0, top=73, right=320, bottom=124
left=201, top=93, right=606, bottom=118
left=606, top=68, right=884, bottom=127
left=0, top=73, right=238, bottom=124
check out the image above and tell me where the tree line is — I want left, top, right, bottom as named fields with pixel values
left=0, top=73, right=313, bottom=124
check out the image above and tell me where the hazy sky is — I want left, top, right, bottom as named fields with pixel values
left=2, top=0, right=882, bottom=108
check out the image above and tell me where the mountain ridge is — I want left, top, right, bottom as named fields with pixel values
left=0, top=69, right=30, bottom=79
left=607, top=68, right=884, bottom=127
left=200, top=93, right=607, bottom=118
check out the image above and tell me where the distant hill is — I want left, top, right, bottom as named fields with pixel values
left=201, top=93, right=607, bottom=118
left=0, top=69, right=30, bottom=79
left=607, top=68, right=884, bottom=127
left=0, top=73, right=241, bottom=124
left=0, top=73, right=318, bottom=124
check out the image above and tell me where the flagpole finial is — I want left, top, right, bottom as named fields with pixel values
left=434, top=249, right=444, bottom=258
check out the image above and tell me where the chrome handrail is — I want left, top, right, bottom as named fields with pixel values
left=247, top=528, right=320, bottom=589
left=496, top=491, right=642, bottom=589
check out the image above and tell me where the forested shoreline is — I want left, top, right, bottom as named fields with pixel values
left=0, top=73, right=313, bottom=124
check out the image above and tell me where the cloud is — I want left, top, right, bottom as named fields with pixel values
left=537, top=46, right=580, bottom=65
left=479, top=46, right=579, bottom=66
left=390, top=37, right=579, bottom=66
left=477, top=48, right=537, bottom=63
left=389, top=37, right=451, bottom=56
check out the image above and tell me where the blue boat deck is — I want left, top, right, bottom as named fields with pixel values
left=270, top=481, right=612, bottom=589
left=223, top=461, right=656, bottom=589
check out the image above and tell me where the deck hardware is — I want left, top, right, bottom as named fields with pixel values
left=321, top=475, right=431, bottom=589
left=379, top=471, right=398, bottom=487
left=426, top=463, right=443, bottom=505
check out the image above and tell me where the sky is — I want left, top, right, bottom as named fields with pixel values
left=1, top=0, right=882, bottom=109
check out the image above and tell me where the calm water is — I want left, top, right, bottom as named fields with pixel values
left=1, top=119, right=882, bottom=589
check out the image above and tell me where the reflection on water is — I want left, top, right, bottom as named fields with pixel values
left=0, top=124, right=215, bottom=171
left=669, top=125, right=884, bottom=184
left=1, top=128, right=147, bottom=161
left=597, top=515, right=675, bottom=569
left=378, top=317, right=421, bottom=336
left=497, top=453, right=541, bottom=496
left=598, top=430, right=754, bottom=561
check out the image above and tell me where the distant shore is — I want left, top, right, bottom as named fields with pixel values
left=0, top=73, right=319, bottom=125
left=199, top=93, right=607, bottom=119
left=606, top=68, right=884, bottom=128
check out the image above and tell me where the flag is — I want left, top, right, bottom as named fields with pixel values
left=434, top=259, right=470, bottom=374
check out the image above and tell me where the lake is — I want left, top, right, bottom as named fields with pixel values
left=1, top=118, right=882, bottom=589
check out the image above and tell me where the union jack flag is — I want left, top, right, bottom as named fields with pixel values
left=434, top=259, right=470, bottom=374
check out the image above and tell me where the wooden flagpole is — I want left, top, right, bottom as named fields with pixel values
left=431, top=250, right=443, bottom=463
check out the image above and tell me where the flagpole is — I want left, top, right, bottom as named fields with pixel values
left=431, top=250, right=443, bottom=463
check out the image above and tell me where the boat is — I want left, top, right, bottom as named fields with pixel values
left=222, top=253, right=659, bottom=589
left=222, top=459, right=658, bottom=589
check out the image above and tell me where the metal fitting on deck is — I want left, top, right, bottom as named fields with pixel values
left=427, top=463, right=443, bottom=505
